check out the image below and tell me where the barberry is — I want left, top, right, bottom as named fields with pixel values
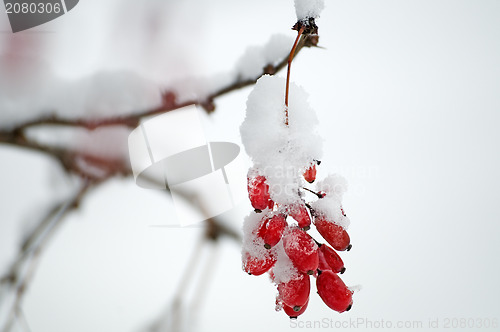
left=257, top=214, right=288, bottom=249
left=283, top=228, right=319, bottom=274
left=289, top=203, right=311, bottom=230
left=242, top=251, right=276, bottom=276
left=247, top=174, right=273, bottom=212
left=318, top=244, right=345, bottom=274
left=316, top=270, right=353, bottom=313
left=277, top=272, right=310, bottom=310
left=303, top=164, right=317, bottom=183
left=314, top=216, right=351, bottom=251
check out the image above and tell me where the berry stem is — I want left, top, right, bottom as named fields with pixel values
left=285, top=26, right=305, bottom=126
left=302, top=187, right=325, bottom=198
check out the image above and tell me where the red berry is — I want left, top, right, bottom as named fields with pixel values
left=303, top=165, right=317, bottom=183
left=257, top=214, right=288, bottom=249
left=283, top=228, right=319, bottom=274
left=289, top=204, right=311, bottom=230
left=283, top=298, right=309, bottom=318
left=318, top=244, right=345, bottom=274
left=316, top=270, right=353, bottom=313
left=315, top=216, right=351, bottom=251
left=243, top=251, right=276, bottom=276
left=247, top=174, right=272, bottom=212
left=277, top=273, right=310, bottom=309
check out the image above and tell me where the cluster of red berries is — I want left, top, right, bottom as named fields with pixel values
left=242, top=163, right=354, bottom=318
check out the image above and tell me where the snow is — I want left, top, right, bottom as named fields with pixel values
left=240, top=75, right=322, bottom=206
left=316, top=174, right=348, bottom=199
left=0, top=33, right=293, bottom=127
left=310, top=175, right=350, bottom=230
left=294, top=0, right=325, bottom=20
left=272, top=240, right=299, bottom=284
left=173, top=34, right=294, bottom=103
left=235, top=34, right=293, bottom=81
left=241, top=210, right=269, bottom=260
left=0, top=60, right=163, bottom=128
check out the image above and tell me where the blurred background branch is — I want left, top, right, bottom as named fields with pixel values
left=0, top=33, right=318, bottom=332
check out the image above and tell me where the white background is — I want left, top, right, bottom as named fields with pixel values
left=1, top=0, right=499, bottom=331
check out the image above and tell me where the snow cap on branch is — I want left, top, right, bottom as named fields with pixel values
left=235, top=35, right=294, bottom=81
left=294, top=0, right=325, bottom=20
left=240, top=75, right=322, bottom=206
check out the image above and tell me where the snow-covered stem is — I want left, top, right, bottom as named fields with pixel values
left=285, top=26, right=306, bottom=126
left=0, top=35, right=317, bottom=135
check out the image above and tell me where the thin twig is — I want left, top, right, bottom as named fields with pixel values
left=285, top=26, right=306, bottom=125
left=0, top=180, right=93, bottom=332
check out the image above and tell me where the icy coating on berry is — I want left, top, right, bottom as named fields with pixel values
left=240, top=75, right=323, bottom=206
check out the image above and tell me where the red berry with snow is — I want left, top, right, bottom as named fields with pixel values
left=303, top=164, right=317, bottom=183
left=243, top=251, right=276, bottom=276
left=277, top=273, right=310, bottom=309
left=316, top=270, right=353, bottom=313
left=314, top=216, right=351, bottom=251
left=257, top=214, right=288, bottom=249
left=247, top=174, right=272, bottom=212
left=283, top=298, right=309, bottom=318
left=289, top=203, right=311, bottom=230
left=318, top=244, right=345, bottom=274
left=283, top=228, right=319, bottom=274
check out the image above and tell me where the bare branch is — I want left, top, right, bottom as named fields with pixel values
left=0, top=180, right=93, bottom=332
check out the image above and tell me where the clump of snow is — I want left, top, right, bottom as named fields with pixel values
left=235, top=35, right=294, bottom=81
left=294, top=0, right=325, bottom=20
left=316, top=174, right=348, bottom=200
left=240, top=75, right=322, bottom=206
left=172, top=34, right=293, bottom=104
left=310, top=174, right=350, bottom=229
left=235, top=46, right=267, bottom=82
left=264, top=35, right=295, bottom=67
left=242, top=210, right=274, bottom=260
left=272, top=240, right=300, bottom=284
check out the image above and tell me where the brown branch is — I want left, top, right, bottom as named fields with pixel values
left=0, top=34, right=317, bottom=134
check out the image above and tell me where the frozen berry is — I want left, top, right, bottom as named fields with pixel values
left=257, top=214, right=288, bottom=249
left=283, top=228, right=319, bottom=274
left=316, top=270, right=353, bottom=312
left=289, top=203, right=311, bottom=230
left=315, top=216, right=351, bottom=251
left=318, top=244, right=345, bottom=274
left=277, top=273, right=310, bottom=309
left=243, top=251, right=276, bottom=276
left=248, top=174, right=272, bottom=212
left=303, top=165, right=317, bottom=183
